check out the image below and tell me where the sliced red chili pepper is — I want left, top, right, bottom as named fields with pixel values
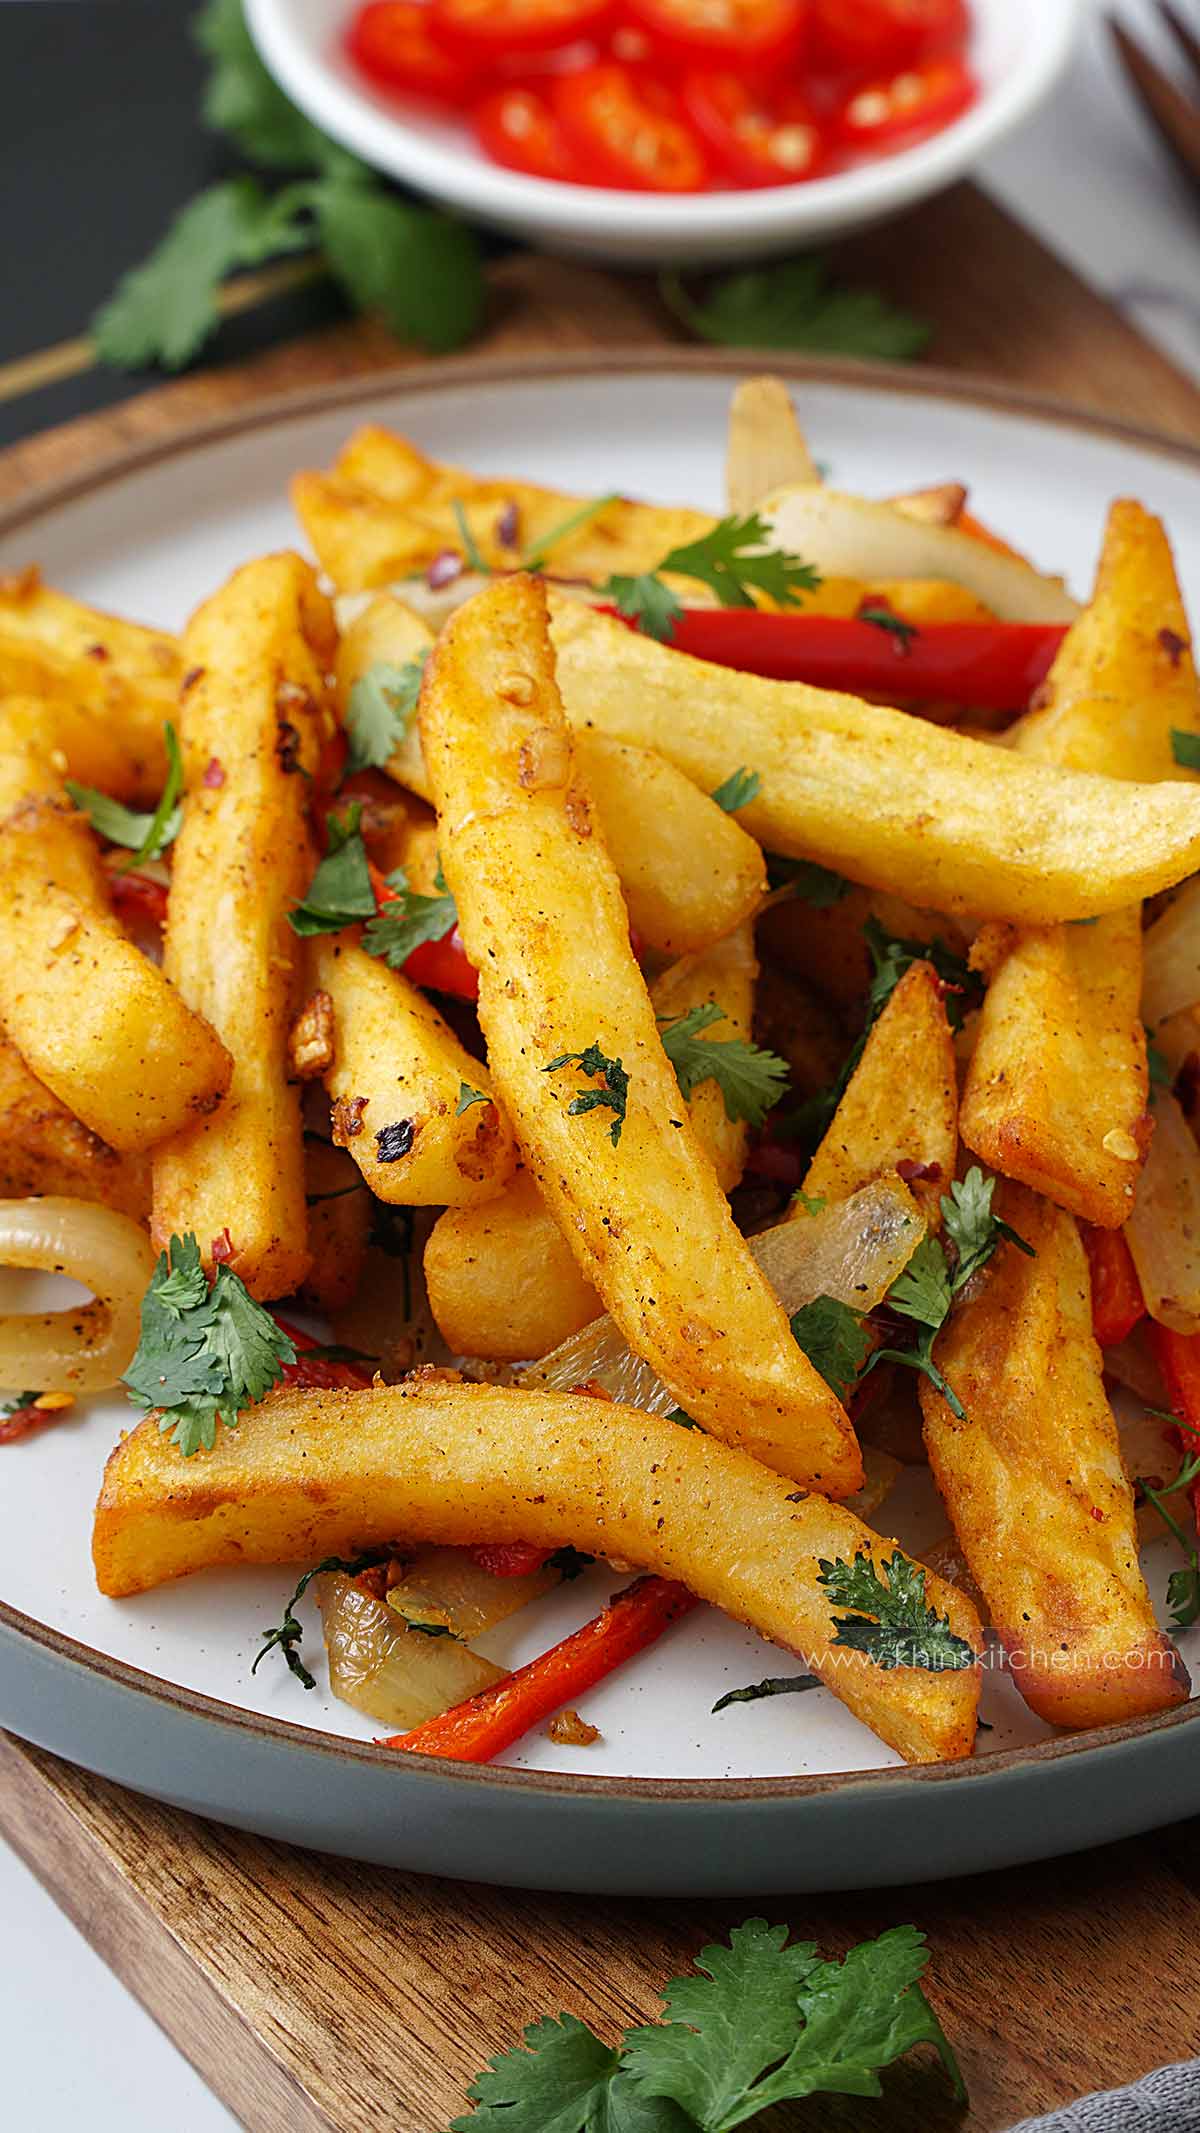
left=469, top=1541, right=554, bottom=1577
left=0, top=1397, right=73, bottom=1447
left=383, top=1574, right=698, bottom=1760
left=1146, top=1324, right=1200, bottom=1536
left=626, top=0, right=808, bottom=71
left=273, top=1316, right=375, bottom=1392
left=347, top=0, right=479, bottom=101
left=1082, top=1226, right=1146, bottom=1348
left=108, top=870, right=169, bottom=930
left=552, top=63, right=709, bottom=191
left=832, top=55, right=976, bottom=151
left=812, top=0, right=968, bottom=71
left=681, top=72, right=825, bottom=186
left=472, top=85, right=582, bottom=182
left=431, top=0, right=614, bottom=59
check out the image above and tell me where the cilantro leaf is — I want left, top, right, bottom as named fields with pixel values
left=363, top=866, right=458, bottom=971
left=206, top=1266, right=296, bottom=1416
left=864, top=918, right=979, bottom=1034
left=660, top=258, right=931, bottom=361
left=1135, top=1446, right=1200, bottom=1630
left=710, top=768, right=760, bottom=813
left=659, top=514, right=819, bottom=612
left=345, top=655, right=427, bottom=772
left=195, top=0, right=366, bottom=175
left=123, top=1234, right=296, bottom=1459
left=886, top=1235, right=953, bottom=1332
left=450, top=2012, right=620, bottom=2133
left=1171, top=728, right=1200, bottom=770
left=457, top=1083, right=491, bottom=1114
left=712, top=1674, right=818, bottom=1712
left=790, top=1295, right=872, bottom=1401
left=1167, top=1563, right=1200, bottom=1630
left=67, top=722, right=184, bottom=864
left=791, top=1190, right=827, bottom=1217
left=253, top=1550, right=390, bottom=1690
left=313, top=180, right=485, bottom=356
left=766, top=855, right=850, bottom=907
left=289, top=806, right=375, bottom=936
left=544, top=1043, right=630, bottom=1147
left=658, top=1005, right=789, bottom=1128
left=603, top=572, right=684, bottom=644
left=817, top=1553, right=977, bottom=1676
left=941, top=1168, right=1033, bottom=1288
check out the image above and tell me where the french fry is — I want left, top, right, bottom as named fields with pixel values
left=312, top=933, right=517, bottom=1207
left=725, top=376, right=820, bottom=514
left=0, top=570, right=176, bottom=803
left=153, top=555, right=335, bottom=1297
left=297, top=1138, right=371, bottom=1314
left=93, top=1378, right=981, bottom=1766
left=335, top=594, right=767, bottom=958
left=0, top=1033, right=150, bottom=1219
left=920, top=1183, right=1188, bottom=1729
left=0, top=707, right=232, bottom=1153
left=424, top=924, right=758, bottom=1360
left=421, top=573, right=862, bottom=1492
left=801, top=962, right=957, bottom=1226
left=961, top=504, right=1185, bottom=1224
left=548, top=596, right=1200, bottom=922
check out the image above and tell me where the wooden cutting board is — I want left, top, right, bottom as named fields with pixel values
left=3, top=182, right=1200, bottom=2133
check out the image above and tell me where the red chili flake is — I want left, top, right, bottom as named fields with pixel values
left=210, top=1228, right=235, bottom=1265
left=896, top=1158, right=942, bottom=1184
left=1090, top=1506, right=1106, bottom=1522
left=180, top=665, right=205, bottom=695
left=495, top=502, right=520, bottom=550
left=202, top=756, right=226, bottom=789
left=275, top=719, right=303, bottom=775
left=427, top=549, right=464, bottom=591
left=85, top=642, right=110, bottom=662
left=1159, top=628, right=1189, bottom=668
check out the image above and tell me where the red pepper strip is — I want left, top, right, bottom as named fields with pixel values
left=108, top=870, right=169, bottom=929
left=635, top=612, right=1068, bottom=714
left=0, top=1398, right=71, bottom=1446
left=1147, top=1324, right=1200, bottom=1533
left=1082, top=1226, right=1146, bottom=1348
left=272, top=1316, right=375, bottom=1393
left=368, top=861, right=480, bottom=1003
left=469, top=1541, right=553, bottom=1579
left=383, top=1575, right=699, bottom=1761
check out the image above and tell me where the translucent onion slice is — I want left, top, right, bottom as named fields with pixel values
left=527, top=1177, right=925, bottom=1414
left=1142, top=877, right=1200, bottom=1030
left=761, top=488, right=1080, bottom=624
left=317, top=1572, right=505, bottom=1731
left=0, top=1196, right=155, bottom=1392
left=386, top=1545, right=558, bottom=1639
left=1126, top=1091, right=1200, bottom=1334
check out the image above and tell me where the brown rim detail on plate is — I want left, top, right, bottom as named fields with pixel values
left=1, top=347, right=1196, bottom=1802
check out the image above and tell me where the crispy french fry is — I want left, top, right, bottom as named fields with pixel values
left=312, top=934, right=517, bottom=1207
left=424, top=924, right=758, bottom=1361
left=0, top=1033, right=150, bottom=1219
left=0, top=570, right=176, bottom=803
left=335, top=594, right=767, bottom=958
left=725, top=377, right=820, bottom=514
left=297, top=1138, right=371, bottom=1314
left=961, top=504, right=1182, bottom=1225
left=93, top=1378, right=981, bottom=1765
left=153, top=555, right=335, bottom=1297
left=0, top=707, right=232, bottom=1153
left=548, top=597, right=1200, bottom=922
left=920, top=1183, right=1188, bottom=1729
left=801, top=962, right=957, bottom=1226
left=421, top=574, right=862, bottom=1492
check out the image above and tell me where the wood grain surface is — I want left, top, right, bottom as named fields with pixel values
left=2, top=180, right=1200, bottom=2133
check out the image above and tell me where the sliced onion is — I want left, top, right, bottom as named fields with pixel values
left=1142, top=877, right=1200, bottom=1029
left=0, top=1197, right=154, bottom=1392
left=386, top=1545, right=558, bottom=1638
left=725, top=377, right=821, bottom=515
left=844, top=1444, right=902, bottom=1524
left=317, top=1571, right=505, bottom=1731
left=1126, top=1092, right=1200, bottom=1334
left=761, top=488, right=1080, bottom=624
left=527, top=1176, right=925, bottom=1413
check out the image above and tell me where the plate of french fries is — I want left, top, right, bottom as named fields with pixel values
left=1, top=352, right=1199, bottom=1894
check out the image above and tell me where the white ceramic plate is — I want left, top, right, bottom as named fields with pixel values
left=245, top=0, right=1083, bottom=265
left=1, top=353, right=1198, bottom=1893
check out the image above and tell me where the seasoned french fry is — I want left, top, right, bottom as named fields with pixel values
left=0, top=1033, right=150, bottom=1219
left=0, top=707, right=232, bottom=1153
left=920, top=1183, right=1188, bottom=1729
left=725, top=377, right=820, bottom=514
left=421, top=574, right=862, bottom=1492
left=548, top=596, right=1200, bottom=922
left=93, top=1378, right=981, bottom=1765
left=801, top=961, right=957, bottom=1226
left=312, top=933, right=517, bottom=1207
left=424, top=924, right=758, bottom=1360
left=0, top=570, right=176, bottom=803
left=960, top=504, right=1185, bottom=1224
left=298, top=1138, right=371, bottom=1314
left=153, top=555, right=335, bottom=1297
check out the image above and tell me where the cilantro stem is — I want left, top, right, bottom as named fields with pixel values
left=522, top=493, right=620, bottom=571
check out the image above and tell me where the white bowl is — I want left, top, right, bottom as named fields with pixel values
left=246, top=0, right=1083, bottom=267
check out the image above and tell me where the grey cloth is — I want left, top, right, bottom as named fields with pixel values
left=1009, top=2062, right=1200, bottom=2131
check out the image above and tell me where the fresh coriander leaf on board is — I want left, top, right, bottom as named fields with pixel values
left=314, top=181, right=485, bottom=356
left=817, top=1553, right=977, bottom=1675
left=789, top=1295, right=872, bottom=1400
left=345, top=655, right=427, bottom=772
left=364, top=866, right=458, bottom=969
left=288, top=806, right=375, bottom=936
left=712, top=1674, right=819, bottom=1712
left=710, top=767, right=761, bottom=813
left=544, top=1044, right=630, bottom=1147
left=658, top=1005, right=789, bottom=1127
left=67, top=722, right=184, bottom=862
left=252, top=1550, right=390, bottom=1689
left=1171, top=728, right=1200, bottom=770
left=660, top=258, right=932, bottom=360
left=123, top=1234, right=296, bottom=1458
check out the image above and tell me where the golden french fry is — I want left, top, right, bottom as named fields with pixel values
left=548, top=596, right=1200, bottom=922
left=725, top=377, right=820, bottom=514
left=0, top=709, right=232, bottom=1153
left=424, top=923, right=758, bottom=1361
left=421, top=573, right=862, bottom=1492
left=297, top=1138, right=372, bottom=1315
left=0, top=1033, right=149, bottom=1220
left=802, top=961, right=957, bottom=1226
left=153, top=555, right=335, bottom=1297
left=920, top=1183, right=1188, bottom=1729
left=93, top=1378, right=981, bottom=1766
left=313, top=933, right=517, bottom=1208
left=0, top=570, right=176, bottom=804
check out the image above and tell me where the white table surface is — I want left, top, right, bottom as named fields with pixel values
left=4, top=4, right=1199, bottom=2129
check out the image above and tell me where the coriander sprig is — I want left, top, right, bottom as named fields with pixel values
left=817, top=1552, right=978, bottom=1673
left=67, top=722, right=184, bottom=865
left=1137, top=1440, right=1200, bottom=1629
left=660, top=257, right=932, bottom=360
left=345, top=654, right=427, bottom=772
left=288, top=804, right=375, bottom=936
left=253, top=1551, right=390, bottom=1689
left=363, top=864, right=458, bottom=970
left=123, top=1233, right=297, bottom=1457
left=658, top=1004, right=789, bottom=1129
left=601, top=512, right=821, bottom=643
left=544, top=1043, right=630, bottom=1147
